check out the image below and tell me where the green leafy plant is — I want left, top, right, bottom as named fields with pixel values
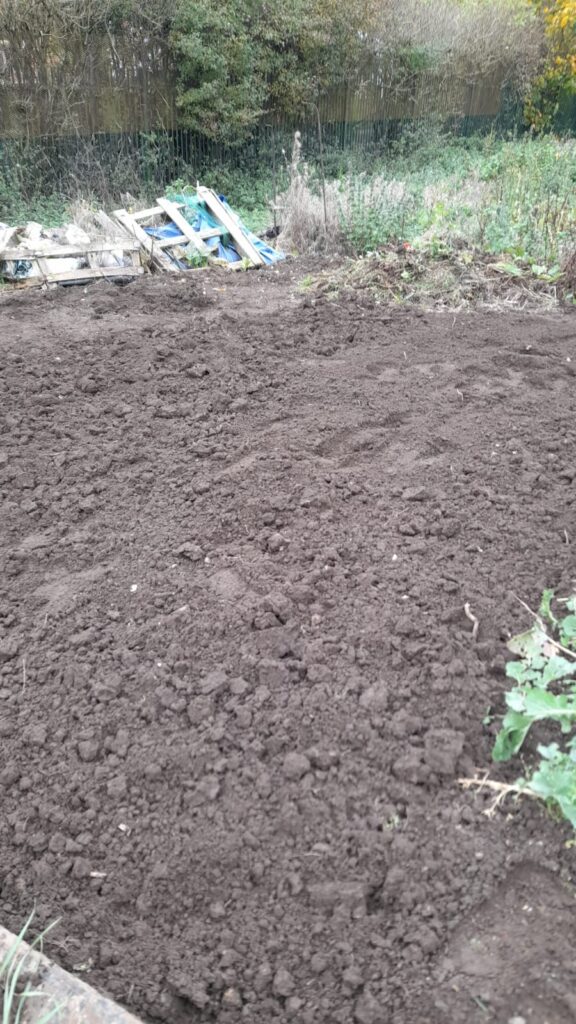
left=491, top=589, right=576, bottom=826
left=279, top=136, right=576, bottom=268
left=1, top=911, right=62, bottom=1024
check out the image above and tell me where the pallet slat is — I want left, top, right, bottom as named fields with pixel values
left=1, top=242, right=139, bottom=260
left=113, top=210, right=178, bottom=273
left=35, top=257, right=53, bottom=281
left=128, top=205, right=164, bottom=221
left=156, top=234, right=189, bottom=248
left=154, top=228, right=224, bottom=249
left=197, top=187, right=264, bottom=266
left=8, top=265, right=143, bottom=287
left=95, top=209, right=131, bottom=240
left=156, top=198, right=211, bottom=257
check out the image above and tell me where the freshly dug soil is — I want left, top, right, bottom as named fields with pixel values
left=0, top=266, right=575, bottom=1024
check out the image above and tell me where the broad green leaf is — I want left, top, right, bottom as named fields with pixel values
left=505, top=660, right=537, bottom=684
left=559, top=614, right=576, bottom=648
left=497, top=590, right=576, bottom=830
left=538, top=742, right=561, bottom=760
left=542, top=654, right=576, bottom=685
left=538, top=589, right=557, bottom=625
left=504, top=659, right=545, bottom=684
left=493, top=710, right=533, bottom=762
left=507, top=625, right=548, bottom=658
left=489, top=261, right=523, bottom=277
left=523, top=689, right=576, bottom=730
left=506, top=690, right=530, bottom=712
left=529, top=750, right=576, bottom=828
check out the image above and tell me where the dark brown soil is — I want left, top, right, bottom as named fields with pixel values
left=1, top=265, right=575, bottom=1024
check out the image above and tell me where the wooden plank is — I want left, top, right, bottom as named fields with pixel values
left=1, top=242, right=139, bottom=260
left=94, top=209, right=135, bottom=243
left=156, top=234, right=189, bottom=248
left=129, top=204, right=165, bottom=222
left=129, top=201, right=187, bottom=223
left=5, top=265, right=143, bottom=288
left=156, top=198, right=211, bottom=257
left=0, top=923, right=146, bottom=1024
left=48, top=265, right=143, bottom=283
left=113, top=210, right=178, bottom=273
left=35, top=257, right=55, bottom=281
left=164, top=227, right=224, bottom=244
left=155, top=227, right=223, bottom=249
left=197, top=186, right=264, bottom=266
left=95, top=210, right=134, bottom=241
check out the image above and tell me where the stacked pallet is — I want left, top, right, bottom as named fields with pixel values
left=0, top=186, right=284, bottom=289
left=113, top=188, right=275, bottom=272
left=0, top=215, right=143, bottom=287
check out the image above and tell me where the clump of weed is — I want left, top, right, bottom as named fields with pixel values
left=464, top=590, right=576, bottom=827
left=301, top=246, right=565, bottom=311
left=277, top=132, right=341, bottom=254
left=278, top=134, right=576, bottom=273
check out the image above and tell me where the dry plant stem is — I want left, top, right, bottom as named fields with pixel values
left=464, top=602, right=479, bottom=640
left=458, top=775, right=540, bottom=816
left=311, top=102, right=327, bottom=232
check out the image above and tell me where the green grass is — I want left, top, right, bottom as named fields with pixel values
left=1, top=912, right=62, bottom=1023
left=338, top=134, right=576, bottom=267
left=276, top=132, right=576, bottom=272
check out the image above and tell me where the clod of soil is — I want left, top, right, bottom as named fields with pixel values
left=0, top=266, right=575, bottom=1024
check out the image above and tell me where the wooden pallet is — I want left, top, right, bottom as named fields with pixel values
left=113, top=195, right=263, bottom=273
left=0, top=240, right=143, bottom=287
left=113, top=199, right=220, bottom=273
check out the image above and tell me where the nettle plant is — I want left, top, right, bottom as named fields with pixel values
left=493, top=590, right=576, bottom=826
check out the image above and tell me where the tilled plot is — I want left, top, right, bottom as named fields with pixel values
left=0, top=270, right=575, bottom=1024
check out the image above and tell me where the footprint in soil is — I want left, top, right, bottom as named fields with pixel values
left=429, top=864, right=576, bottom=1024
